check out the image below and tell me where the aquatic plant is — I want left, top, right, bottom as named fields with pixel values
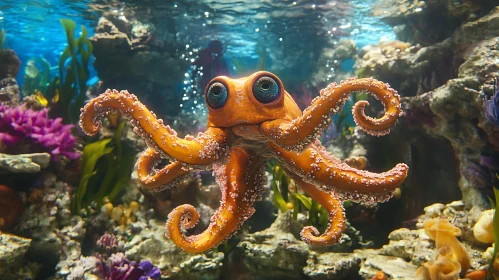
left=0, top=29, right=6, bottom=51
left=0, top=104, right=80, bottom=161
left=484, top=78, right=499, bottom=127
left=47, top=19, right=93, bottom=123
left=71, top=121, right=135, bottom=214
left=268, top=161, right=329, bottom=233
left=95, top=252, right=161, bottom=280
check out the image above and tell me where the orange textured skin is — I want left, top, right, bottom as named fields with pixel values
left=79, top=71, right=409, bottom=253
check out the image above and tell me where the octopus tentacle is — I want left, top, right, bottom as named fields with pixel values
left=165, top=147, right=266, bottom=253
left=287, top=173, right=346, bottom=246
left=260, top=77, right=402, bottom=151
left=136, top=148, right=191, bottom=192
left=79, top=89, right=231, bottom=165
left=269, top=141, right=408, bottom=203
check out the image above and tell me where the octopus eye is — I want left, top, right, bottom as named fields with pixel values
left=206, top=82, right=228, bottom=109
left=253, top=76, right=280, bottom=103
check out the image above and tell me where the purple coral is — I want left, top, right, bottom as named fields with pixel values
left=95, top=253, right=161, bottom=280
left=0, top=104, right=80, bottom=161
left=138, top=260, right=161, bottom=280
left=484, top=78, right=499, bottom=127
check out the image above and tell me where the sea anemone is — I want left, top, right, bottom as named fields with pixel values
left=95, top=253, right=161, bottom=280
left=0, top=104, right=80, bottom=161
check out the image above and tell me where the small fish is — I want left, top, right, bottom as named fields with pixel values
left=35, top=90, right=48, bottom=107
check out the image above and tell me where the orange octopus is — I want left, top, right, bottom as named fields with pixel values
left=79, top=71, right=409, bottom=253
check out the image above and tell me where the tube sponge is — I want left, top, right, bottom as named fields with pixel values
left=423, top=218, right=470, bottom=274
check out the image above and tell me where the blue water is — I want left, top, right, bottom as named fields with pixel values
left=1, top=0, right=395, bottom=105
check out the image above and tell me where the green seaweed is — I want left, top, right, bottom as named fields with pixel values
left=486, top=184, right=499, bottom=279
left=267, top=161, right=329, bottom=232
left=72, top=138, right=113, bottom=214
left=72, top=121, right=136, bottom=215
left=49, top=19, right=93, bottom=123
left=0, top=29, right=6, bottom=51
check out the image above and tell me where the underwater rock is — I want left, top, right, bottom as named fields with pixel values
left=238, top=211, right=310, bottom=279
left=373, top=0, right=494, bottom=45
left=124, top=218, right=224, bottom=279
left=0, top=232, right=38, bottom=278
left=0, top=77, right=21, bottom=107
left=357, top=5, right=499, bottom=210
left=0, top=152, right=50, bottom=173
left=303, top=251, right=362, bottom=279
left=355, top=41, right=424, bottom=97
left=90, top=16, right=189, bottom=117
left=454, top=6, right=499, bottom=46
left=0, top=49, right=21, bottom=79
left=357, top=251, right=419, bottom=280
left=13, top=180, right=85, bottom=279
left=348, top=201, right=488, bottom=279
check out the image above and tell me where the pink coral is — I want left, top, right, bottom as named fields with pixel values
left=0, top=104, right=80, bottom=161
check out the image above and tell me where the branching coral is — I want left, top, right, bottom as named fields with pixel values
left=95, top=252, right=160, bottom=280
left=0, top=104, right=80, bottom=161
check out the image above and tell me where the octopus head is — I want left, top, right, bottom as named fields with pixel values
left=205, top=71, right=302, bottom=129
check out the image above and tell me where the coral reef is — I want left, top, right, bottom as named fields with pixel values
left=0, top=105, right=80, bottom=161
left=90, top=16, right=189, bottom=117
left=351, top=6, right=499, bottom=213
left=0, top=152, right=50, bottom=173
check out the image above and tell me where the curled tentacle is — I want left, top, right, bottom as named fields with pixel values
left=269, top=141, right=408, bottom=203
left=136, top=148, right=190, bottom=192
left=165, top=147, right=266, bottom=253
left=287, top=173, right=346, bottom=246
left=260, top=77, right=402, bottom=151
left=79, top=89, right=231, bottom=165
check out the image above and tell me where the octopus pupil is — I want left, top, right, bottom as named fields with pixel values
left=212, top=87, right=221, bottom=95
left=261, top=82, right=270, bottom=90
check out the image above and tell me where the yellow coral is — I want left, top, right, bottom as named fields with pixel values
left=423, top=218, right=470, bottom=274
left=416, top=247, right=461, bottom=280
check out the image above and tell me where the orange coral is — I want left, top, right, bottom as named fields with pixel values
left=0, top=184, right=24, bottom=230
left=370, top=271, right=387, bottom=280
